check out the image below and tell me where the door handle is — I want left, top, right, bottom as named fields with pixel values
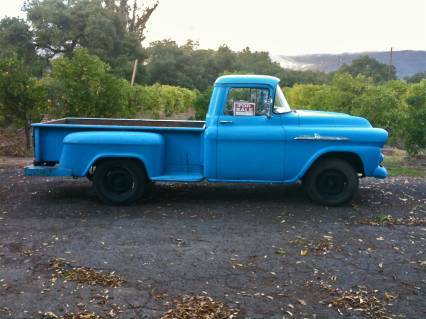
left=219, top=120, right=233, bottom=124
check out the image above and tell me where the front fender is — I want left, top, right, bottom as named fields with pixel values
left=285, top=145, right=384, bottom=183
left=59, top=131, right=165, bottom=177
left=283, top=125, right=388, bottom=182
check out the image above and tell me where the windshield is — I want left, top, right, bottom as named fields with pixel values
left=273, top=86, right=291, bottom=114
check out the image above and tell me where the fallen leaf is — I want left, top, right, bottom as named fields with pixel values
left=160, top=295, right=238, bottom=319
left=300, top=249, right=308, bottom=256
left=297, top=298, right=307, bottom=305
left=384, top=292, right=396, bottom=302
left=275, top=248, right=285, bottom=256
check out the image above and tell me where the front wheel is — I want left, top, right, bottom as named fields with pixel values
left=93, top=159, right=147, bottom=205
left=304, top=159, right=358, bottom=206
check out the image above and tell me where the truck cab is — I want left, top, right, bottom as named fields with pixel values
left=25, top=75, right=388, bottom=206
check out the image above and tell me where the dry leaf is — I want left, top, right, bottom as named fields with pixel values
left=384, top=292, right=396, bottom=302
left=49, top=259, right=124, bottom=288
left=297, top=299, right=307, bottom=305
left=160, top=295, right=238, bottom=319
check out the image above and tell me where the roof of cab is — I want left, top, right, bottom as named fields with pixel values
left=214, top=75, right=280, bottom=87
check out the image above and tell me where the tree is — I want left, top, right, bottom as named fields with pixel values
left=24, top=0, right=158, bottom=81
left=402, top=80, right=426, bottom=154
left=355, top=85, right=403, bottom=140
left=337, top=55, right=396, bottom=83
left=0, top=17, right=45, bottom=75
left=285, top=84, right=331, bottom=110
left=236, top=47, right=283, bottom=76
left=0, top=57, right=46, bottom=149
left=104, top=0, right=159, bottom=42
left=404, top=72, right=426, bottom=83
left=45, top=49, right=136, bottom=118
left=327, top=73, right=371, bottom=114
left=146, top=40, right=195, bottom=88
left=280, top=69, right=331, bottom=87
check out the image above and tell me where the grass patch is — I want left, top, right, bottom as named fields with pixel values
left=383, top=150, right=425, bottom=177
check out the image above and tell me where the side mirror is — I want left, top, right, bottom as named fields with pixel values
left=266, top=98, right=273, bottom=119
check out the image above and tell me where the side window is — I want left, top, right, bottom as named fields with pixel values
left=224, top=87, right=270, bottom=116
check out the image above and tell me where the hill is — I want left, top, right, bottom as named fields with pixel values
left=272, top=50, right=426, bottom=78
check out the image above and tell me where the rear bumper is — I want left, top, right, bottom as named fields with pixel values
left=24, top=165, right=72, bottom=177
left=372, top=165, right=388, bottom=179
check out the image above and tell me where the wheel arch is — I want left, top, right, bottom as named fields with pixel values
left=303, top=151, right=365, bottom=179
left=87, top=155, right=149, bottom=179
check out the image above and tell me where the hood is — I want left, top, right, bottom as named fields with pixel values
left=296, top=110, right=372, bottom=128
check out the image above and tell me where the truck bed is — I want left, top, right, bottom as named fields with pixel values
left=32, top=117, right=206, bottom=181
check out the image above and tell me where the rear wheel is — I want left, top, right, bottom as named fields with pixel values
left=304, top=158, right=358, bottom=206
left=93, top=159, right=147, bottom=205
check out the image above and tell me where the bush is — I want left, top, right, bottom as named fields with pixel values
left=45, top=49, right=137, bottom=118
left=402, top=80, right=426, bottom=155
left=193, top=87, right=213, bottom=120
left=0, top=57, right=46, bottom=149
left=285, top=73, right=425, bottom=154
left=132, top=84, right=197, bottom=119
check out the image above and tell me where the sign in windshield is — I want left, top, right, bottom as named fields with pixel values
left=233, top=101, right=256, bottom=116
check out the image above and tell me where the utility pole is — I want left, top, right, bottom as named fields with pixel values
left=388, top=47, right=393, bottom=81
left=131, top=59, right=138, bottom=86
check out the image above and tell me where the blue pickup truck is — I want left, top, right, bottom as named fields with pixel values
left=25, top=75, right=388, bottom=206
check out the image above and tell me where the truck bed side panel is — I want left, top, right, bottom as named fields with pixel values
left=33, top=123, right=204, bottom=179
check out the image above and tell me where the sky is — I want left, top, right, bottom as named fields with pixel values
left=1, top=0, right=425, bottom=55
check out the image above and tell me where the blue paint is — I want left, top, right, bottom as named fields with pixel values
left=25, top=75, right=388, bottom=183
left=373, top=166, right=388, bottom=179
left=215, top=75, right=280, bottom=87
left=24, top=165, right=72, bottom=176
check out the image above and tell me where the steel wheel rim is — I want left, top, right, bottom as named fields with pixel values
left=104, top=167, right=134, bottom=194
left=316, top=169, right=348, bottom=198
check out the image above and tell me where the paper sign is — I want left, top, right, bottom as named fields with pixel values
left=233, top=101, right=256, bottom=116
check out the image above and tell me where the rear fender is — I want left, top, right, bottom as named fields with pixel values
left=59, top=131, right=165, bottom=177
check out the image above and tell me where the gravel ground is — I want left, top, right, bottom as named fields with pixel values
left=0, top=158, right=425, bottom=319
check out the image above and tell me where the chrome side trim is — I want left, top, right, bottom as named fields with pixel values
left=294, top=133, right=349, bottom=141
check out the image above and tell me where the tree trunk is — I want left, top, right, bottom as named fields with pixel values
left=24, top=122, right=31, bottom=151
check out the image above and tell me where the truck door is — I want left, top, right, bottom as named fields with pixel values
left=215, top=86, right=285, bottom=181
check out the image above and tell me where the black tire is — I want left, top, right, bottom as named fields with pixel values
left=93, top=159, right=147, bottom=205
left=304, top=158, right=358, bottom=206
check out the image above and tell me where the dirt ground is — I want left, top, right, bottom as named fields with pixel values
left=0, top=157, right=425, bottom=319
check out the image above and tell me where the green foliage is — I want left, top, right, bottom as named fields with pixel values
left=286, top=73, right=372, bottom=114
left=45, top=49, right=136, bottom=118
left=286, top=74, right=426, bottom=154
left=337, top=55, right=396, bottom=83
left=0, top=17, right=45, bottom=76
left=193, top=87, right=213, bottom=120
left=236, top=47, right=283, bottom=76
left=132, top=83, right=197, bottom=119
left=280, top=69, right=331, bottom=87
left=146, top=40, right=197, bottom=89
left=404, top=72, right=426, bottom=83
left=0, top=57, right=46, bottom=147
left=0, top=57, right=45, bottom=125
left=402, top=80, right=426, bottom=155
left=146, top=41, right=330, bottom=91
left=384, top=153, right=426, bottom=177
left=24, top=0, right=148, bottom=81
